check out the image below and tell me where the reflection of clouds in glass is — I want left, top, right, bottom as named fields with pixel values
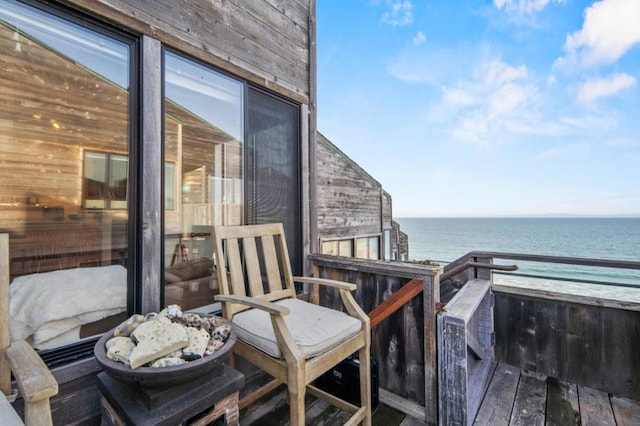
left=0, top=1, right=129, bottom=88
left=165, top=52, right=243, bottom=141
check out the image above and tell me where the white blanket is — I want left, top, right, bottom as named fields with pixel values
left=10, top=265, right=127, bottom=350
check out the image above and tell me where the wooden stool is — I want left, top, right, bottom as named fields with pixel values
left=97, top=365, right=244, bottom=426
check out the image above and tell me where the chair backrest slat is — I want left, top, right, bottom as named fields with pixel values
left=242, top=236, right=264, bottom=297
left=213, top=224, right=297, bottom=318
left=261, top=234, right=284, bottom=293
left=225, top=237, right=247, bottom=298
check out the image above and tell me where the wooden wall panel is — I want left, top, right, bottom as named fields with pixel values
left=63, top=0, right=312, bottom=103
left=382, top=191, right=392, bottom=229
left=316, top=137, right=383, bottom=238
left=494, top=290, right=640, bottom=400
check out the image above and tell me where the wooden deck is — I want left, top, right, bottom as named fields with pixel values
left=239, top=363, right=640, bottom=425
left=238, top=383, right=425, bottom=426
left=475, top=363, right=640, bottom=426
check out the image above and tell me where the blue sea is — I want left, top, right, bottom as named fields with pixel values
left=395, top=217, right=640, bottom=289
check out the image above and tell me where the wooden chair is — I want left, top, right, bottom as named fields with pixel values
left=1, top=234, right=59, bottom=426
left=213, top=223, right=371, bottom=426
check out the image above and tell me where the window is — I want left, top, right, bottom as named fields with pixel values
left=163, top=51, right=244, bottom=311
left=247, top=87, right=301, bottom=275
left=356, top=236, right=380, bottom=260
left=321, top=240, right=353, bottom=257
left=322, top=236, right=380, bottom=260
left=384, top=229, right=392, bottom=260
left=83, top=151, right=128, bottom=210
left=0, top=0, right=131, bottom=350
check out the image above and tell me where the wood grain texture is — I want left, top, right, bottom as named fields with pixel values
left=438, top=279, right=493, bottom=425
left=578, top=385, right=616, bottom=425
left=316, top=134, right=384, bottom=239
left=494, top=290, right=640, bottom=400
left=610, top=395, right=640, bottom=426
left=509, top=371, right=546, bottom=426
left=545, top=378, right=579, bottom=426
left=474, top=363, right=520, bottom=426
left=65, top=0, right=312, bottom=102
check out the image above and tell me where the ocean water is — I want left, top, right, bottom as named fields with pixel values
left=395, top=217, right=640, bottom=289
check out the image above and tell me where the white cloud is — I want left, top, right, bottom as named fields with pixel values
left=413, top=31, right=426, bottom=46
left=442, top=59, right=538, bottom=146
left=482, top=61, right=528, bottom=87
left=555, top=0, right=640, bottom=70
left=489, top=82, right=535, bottom=116
left=577, top=72, right=637, bottom=103
left=387, top=47, right=468, bottom=85
left=442, top=87, right=475, bottom=106
left=381, top=1, right=414, bottom=27
left=493, top=0, right=565, bottom=15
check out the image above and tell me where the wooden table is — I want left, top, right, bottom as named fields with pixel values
left=97, top=365, right=244, bottom=426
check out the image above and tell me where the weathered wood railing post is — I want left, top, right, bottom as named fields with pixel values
left=423, top=271, right=440, bottom=425
left=437, top=279, right=495, bottom=425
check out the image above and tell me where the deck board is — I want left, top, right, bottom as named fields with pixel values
left=611, top=395, right=640, bottom=426
left=545, top=377, right=580, bottom=425
left=578, top=385, right=616, bottom=425
left=473, top=363, right=635, bottom=426
left=509, top=370, right=546, bottom=426
left=474, top=363, right=520, bottom=425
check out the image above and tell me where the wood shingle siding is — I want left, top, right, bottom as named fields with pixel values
left=316, top=133, right=384, bottom=238
left=65, top=0, right=312, bottom=102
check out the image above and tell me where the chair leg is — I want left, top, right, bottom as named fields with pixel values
left=288, top=383, right=306, bottom=426
left=359, top=345, right=372, bottom=426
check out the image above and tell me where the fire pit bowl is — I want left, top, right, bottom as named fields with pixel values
left=94, top=315, right=236, bottom=388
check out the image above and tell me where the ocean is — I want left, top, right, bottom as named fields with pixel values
left=395, top=217, right=640, bottom=291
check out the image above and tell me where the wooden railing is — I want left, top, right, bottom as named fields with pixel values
left=309, top=251, right=640, bottom=422
left=367, top=262, right=517, bottom=329
left=308, top=254, right=441, bottom=424
left=446, top=251, right=640, bottom=401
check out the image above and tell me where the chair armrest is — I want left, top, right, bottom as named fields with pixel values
left=293, top=276, right=356, bottom=291
left=294, top=277, right=368, bottom=326
left=5, top=340, right=58, bottom=403
left=214, top=295, right=290, bottom=316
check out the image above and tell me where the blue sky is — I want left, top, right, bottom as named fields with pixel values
left=316, top=0, right=640, bottom=217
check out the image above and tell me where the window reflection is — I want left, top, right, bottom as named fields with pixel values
left=163, top=52, right=244, bottom=312
left=0, top=0, right=129, bottom=349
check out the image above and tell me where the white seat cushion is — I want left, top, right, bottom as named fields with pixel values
left=232, top=298, right=362, bottom=359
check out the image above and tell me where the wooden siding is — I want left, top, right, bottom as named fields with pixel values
left=494, top=288, right=640, bottom=401
left=63, top=0, right=312, bottom=103
left=316, top=133, right=384, bottom=238
left=382, top=190, right=392, bottom=230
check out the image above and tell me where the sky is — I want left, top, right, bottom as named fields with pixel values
left=316, top=0, right=640, bottom=218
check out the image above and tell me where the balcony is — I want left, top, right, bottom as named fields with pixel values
left=234, top=252, right=640, bottom=425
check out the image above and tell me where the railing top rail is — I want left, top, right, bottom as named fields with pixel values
left=450, top=251, right=640, bottom=271
left=308, top=253, right=442, bottom=278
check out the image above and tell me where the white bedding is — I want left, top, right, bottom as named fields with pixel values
left=10, top=265, right=127, bottom=350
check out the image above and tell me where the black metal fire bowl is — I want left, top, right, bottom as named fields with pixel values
left=94, top=317, right=236, bottom=388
